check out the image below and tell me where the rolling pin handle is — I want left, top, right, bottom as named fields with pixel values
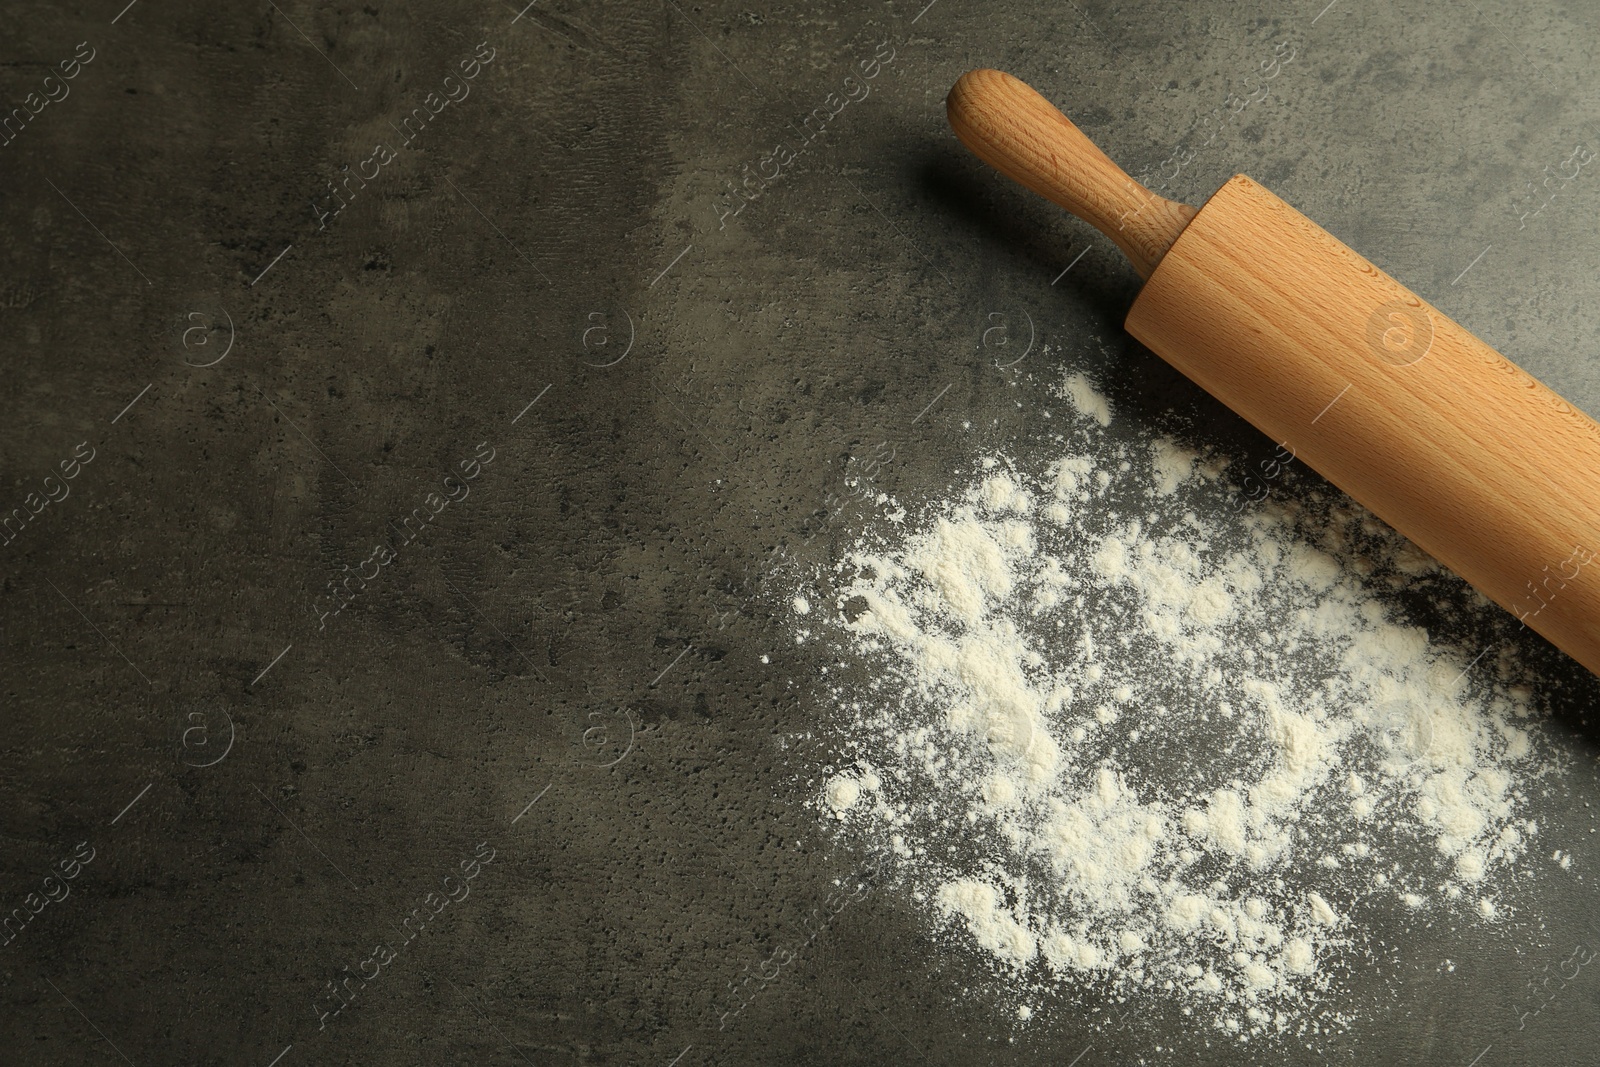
left=946, top=69, right=1197, bottom=280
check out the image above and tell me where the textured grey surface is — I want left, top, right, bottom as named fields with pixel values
left=3, top=0, right=1600, bottom=1064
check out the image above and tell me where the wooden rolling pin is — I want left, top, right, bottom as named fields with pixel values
left=947, top=68, right=1600, bottom=678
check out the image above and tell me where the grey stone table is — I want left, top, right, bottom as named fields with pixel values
left=3, top=1, right=1598, bottom=1064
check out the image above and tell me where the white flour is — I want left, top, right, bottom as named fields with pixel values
left=804, top=372, right=1561, bottom=1042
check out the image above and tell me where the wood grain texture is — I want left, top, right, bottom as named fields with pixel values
left=1127, top=176, right=1600, bottom=676
left=947, top=67, right=1600, bottom=677
left=946, top=69, right=1196, bottom=279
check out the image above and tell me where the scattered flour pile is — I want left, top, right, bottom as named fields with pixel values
left=807, top=372, right=1558, bottom=1041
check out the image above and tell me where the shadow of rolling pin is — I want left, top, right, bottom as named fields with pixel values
left=947, top=68, right=1600, bottom=679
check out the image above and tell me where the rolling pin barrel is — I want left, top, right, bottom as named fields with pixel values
left=947, top=68, right=1600, bottom=678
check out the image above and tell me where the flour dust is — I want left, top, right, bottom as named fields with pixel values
left=799, top=371, right=1565, bottom=1044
